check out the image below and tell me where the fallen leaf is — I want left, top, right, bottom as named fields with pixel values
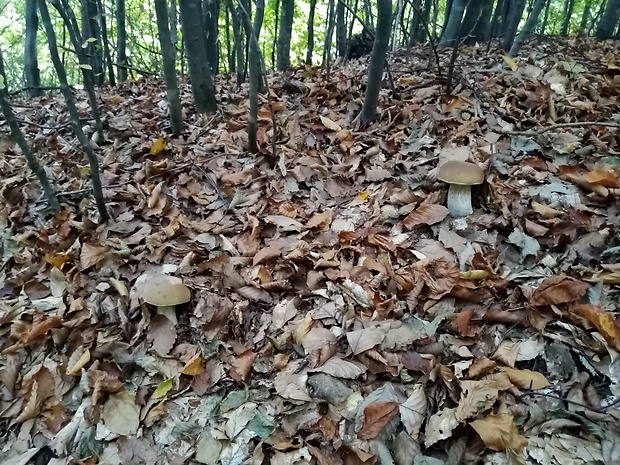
left=471, top=413, right=527, bottom=453
left=357, top=401, right=400, bottom=440
left=402, top=204, right=449, bottom=229
left=529, top=275, right=589, bottom=306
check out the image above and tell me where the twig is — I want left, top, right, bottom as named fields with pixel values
left=498, top=121, right=620, bottom=136
left=519, top=391, right=620, bottom=414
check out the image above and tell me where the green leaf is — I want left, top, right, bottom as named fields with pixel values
left=79, top=63, right=93, bottom=70
left=0, top=74, right=5, bottom=91
left=153, top=378, right=173, bottom=398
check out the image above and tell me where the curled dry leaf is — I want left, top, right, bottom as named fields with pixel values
left=573, top=304, right=620, bottom=351
left=402, top=204, right=449, bottom=230
left=470, top=413, right=528, bottom=453
left=67, top=347, right=91, bottom=376
left=529, top=275, right=589, bottom=306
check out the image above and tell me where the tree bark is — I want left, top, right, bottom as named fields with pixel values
left=95, top=0, right=116, bottom=85
left=579, top=0, right=592, bottom=35
left=38, top=0, right=108, bottom=221
left=228, top=0, right=244, bottom=84
left=336, top=0, right=347, bottom=56
left=154, top=0, right=184, bottom=135
left=203, top=0, right=220, bottom=73
left=596, top=0, right=620, bottom=39
left=509, top=0, right=547, bottom=57
left=323, top=0, right=336, bottom=74
left=178, top=0, right=217, bottom=112
left=277, top=0, right=294, bottom=70
left=560, top=0, right=576, bottom=36
left=24, top=0, right=42, bottom=97
left=170, top=0, right=179, bottom=62
left=306, top=0, right=317, bottom=64
left=502, top=0, right=526, bottom=51
left=439, top=0, right=466, bottom=47
left=116, top=0, right=128, bottom=81
left=359, top=0, right=391, bottom=123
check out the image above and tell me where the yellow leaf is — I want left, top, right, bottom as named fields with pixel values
left=153, top=378, right=173, bottom=398
left=459, top=270, right=489, bottom=280
left=67, top=348, right=91, bottom=376
left=502, top=55, right=518, bottom=72
left=46, top=253, right=72, bottom=269
left=78, top=164, right=91, bottom=178
left=150, top=137, right=167, bottom=155
left=182, top=354, right=204, bottom=376
left=109, top=278, right=129, bottom=297
left=294, top=312, right=314, bottom=345
left=357, top=191, right=370, bottom=201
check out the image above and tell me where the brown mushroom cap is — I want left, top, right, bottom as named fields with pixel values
left=141, top=275, right=191, bottom=306
left=438, top=161, right=484, bottom=185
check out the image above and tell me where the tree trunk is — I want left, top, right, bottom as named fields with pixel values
left=502, top=0, right=526, bottom=51
left=439, top=0, right=466, bottom=46
left=579, top=0, right=592, bottom=35
left=323, top=0, right=336, bottom=74
left=277, top=0, right=294, bottom=70
left=560, top=0, right=576, bottom=36
left=116, top=0, right=128, bottom=82
left=509, top=0, right=546, bottom=56
left=470, top=0, right=494, bottom=43
left=203, top=0, right=220, bottom=73
left=596, top=0, right=620, bottom=39
left=38, top=0, right=108, bottom=221
left=391, top=0, right=403, bottom=50
left=336, top=0, right=347, bottom=56
left=540, top=0, right=551, bottom=34
left=178, top=0, right=217, bottom=112
left=228, top=0, right=244, bottom=84
left=82, top=0, right=105, bottom=85
left=95, top=0, right=116, bottom=85
left=363, top=0, right=374, bottom=29
left=359, top=0, right=391, bottom=123
left=24, top=0, right=42, bottom=97
left=272, top=0, right=280, bottom=69
left=439, top=0, right=453, bottom=41
left=170, top=0, right=179, bottom=61
left=306, top=0, right=317, bottom=64
left=52, top=0, right=105, bottom=142
left=154, top=0, right=184, bottom=135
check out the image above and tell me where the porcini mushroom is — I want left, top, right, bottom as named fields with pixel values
left=140, top=274, right=190, bottom=325
left=437, top=161, right=484, bottom=218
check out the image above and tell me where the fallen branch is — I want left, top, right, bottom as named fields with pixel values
left=498, top=121, right=620, bottom=136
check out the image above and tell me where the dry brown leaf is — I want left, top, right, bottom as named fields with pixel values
left=402, top=204, right=449, bottom=229
left=230, top=350, right=256, bottom=383
left=3, top=315, right=62, bottom=354
left=306, top=210, right=333, bottom=230
left=357, top=401, right=400, bottom=440
left=67, top=347, right=91, bottom=376
left=573, top=304, right=620, bottom=351
left=529, top=275, right=589, bottom=306
left=80, top=242, right=109, bottom=270
left=470, top=413, right=528, bottom=453
left=502, top=367, right=549, bottom=389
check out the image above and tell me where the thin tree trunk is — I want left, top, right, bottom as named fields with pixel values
left=203, top=0, right=220, bottom=73
left=391, top=0, right=403, bottom=50
left=560, top=0, right=576, bottom=36
left=363, top=0, right=374, bottom=29
left=439, top=0, right=466, bottom=46
left=336, top=0, right=347, bottom=56
left=178, top=0, right=217, bottom=112
left=277, top=0, right=294, bottom=70
left=38, top=0, right=108, bottom=221
left=24, top=0, right=42, bottom=97
left=579, top=0, right=592, bottom=35
left=439, top=0, right=453, bottom=41
left=540, top=0, right=551, bottom=34
left=116, top=0, right=128, bottom=82
left=359, top=0, right=391, bottom=122
left=228, top=0, right=244, bottom=84
left=306, top=0, right=317, bottom=64
left=51, top=0, right=105, bottom=142
left=502, top=0, right=526, bottom=51
left=170, top=0, right=179, bottom=61
left=344, top=0, right=359, bottom=57
left=323, top=0, right=336, bottom=75
left=154, top=0, right=184, bottom=135
left=509, top=0, right=547, bottom=56
left=0, top=53, right=60, bottom=213
left=96, top=0, right=116, bottom=85
left=272, top=0, right=280, bottom=69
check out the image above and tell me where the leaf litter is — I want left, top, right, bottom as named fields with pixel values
left=1, top=39, right=620, bottom=465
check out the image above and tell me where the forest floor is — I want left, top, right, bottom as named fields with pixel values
left=1, top=37, right=620, bottom=465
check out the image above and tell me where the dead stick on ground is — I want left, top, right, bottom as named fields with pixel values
left=499, top=121, right=620, bottom=136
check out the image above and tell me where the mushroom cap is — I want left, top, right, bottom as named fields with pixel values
left=438, top=161, right=484, bottom=185
left=140, top=275, right=191, bottom=306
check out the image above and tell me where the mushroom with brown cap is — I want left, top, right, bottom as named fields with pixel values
left=437, top=161, right=484, bottom=218
left=140, top=274, right=190, bottom=325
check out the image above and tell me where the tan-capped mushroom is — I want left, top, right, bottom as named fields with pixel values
left=438, top=161, right=484, bottom=218
left=140, top=274, right=190, bottom=325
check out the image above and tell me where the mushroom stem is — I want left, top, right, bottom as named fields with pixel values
left=446, top=184, right=474, bottom=218
left=157, top=305, right=178, bottom=325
